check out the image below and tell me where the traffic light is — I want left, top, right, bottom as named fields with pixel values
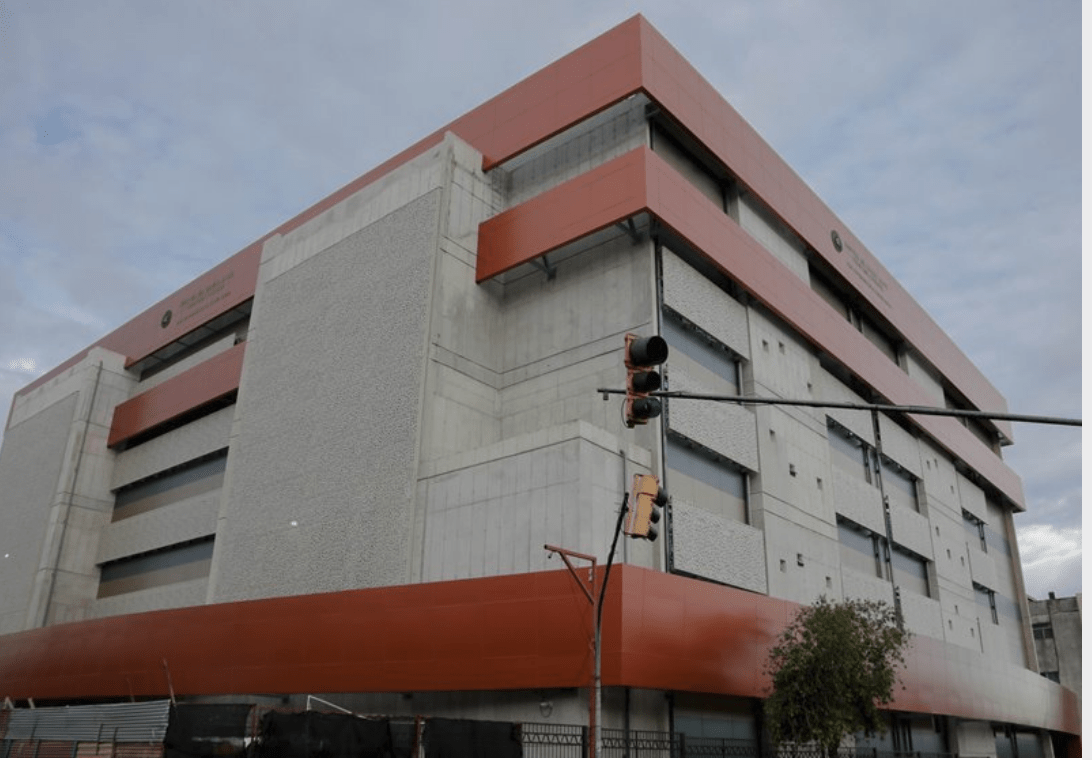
left=625, top=473, right=668, bottom=541
left=624, top=333, right=668, bottom=428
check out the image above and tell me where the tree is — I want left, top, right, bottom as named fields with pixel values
left=764, top=596, right=911, bottom=757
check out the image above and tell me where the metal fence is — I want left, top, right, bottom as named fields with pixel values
left=519, top=723, right=759, bottom=758
left=518, top=723, right=952, bottom=758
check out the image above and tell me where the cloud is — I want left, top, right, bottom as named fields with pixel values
left=1015, top=523, right=1082, bottom=599
left=0, top=1, right=1081, bottom=597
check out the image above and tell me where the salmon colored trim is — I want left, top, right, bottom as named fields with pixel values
left=631, top=18, right=1011, bottom=438
left=107, top=342, right=246, bottom=448
left=0, top=567, right=1078, bottom=736
left=479, top=147, right=1022, bottom=504
left=13, top=15, right=1006, bottom=443
left=13, top=242, right=262, bottom=406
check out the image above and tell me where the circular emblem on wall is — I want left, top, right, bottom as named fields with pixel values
left=831, top=230, right=843, bottom=252
left=161, top=309, right=173, bottom=329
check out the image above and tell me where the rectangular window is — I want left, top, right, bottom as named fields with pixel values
left=662, top=310, right=740, bottom=394
left=881, top=458, right=919, bottom=513
left=891, top=544, right=930, bottom=598
left=974, top=583, right=999, bottom=624
left=1033, top=623, right=1054, bottom=640
left=113, top=451, right=228, bottom=522
left=837, top=517, right=883, bottom=579
left=828, top=421, right=872, bottom=484
left=97, top=536, right=215, bottom=599
left=963, top=510, right=988, bottom=553
left=666, top=434, right=747, bottom=523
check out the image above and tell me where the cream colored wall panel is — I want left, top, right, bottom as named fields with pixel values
left=666, top=363, right=758, bottom=471
left=672, top=500, right=767, bottom=594
left=662, top=248, right=750, bottom=358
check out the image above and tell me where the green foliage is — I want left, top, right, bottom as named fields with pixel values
left=764, top=597, right=911, bottom=757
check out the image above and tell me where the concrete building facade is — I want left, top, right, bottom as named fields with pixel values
left=0, top=16, right=1079, bottom=757
left=1029, top=594, right=1082, bottom=696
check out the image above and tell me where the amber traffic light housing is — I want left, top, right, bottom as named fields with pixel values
left=624, top=333, right=668, bottom=428
left=625, top=473, right=668, bottom=541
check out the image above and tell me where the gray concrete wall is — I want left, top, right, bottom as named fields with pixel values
left=0, top=347, right=134, bottom=630
left=210, top=176, right=442, bottom=601
left=0, top=393, right=79, bottom=634
left=1029, top=594, right=1082, bottom=697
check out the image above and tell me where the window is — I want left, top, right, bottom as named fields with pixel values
left=666, top=434, right=748, bottom=523
left=837, top=517, right=884, bottom=579
left=809, top=267, right=901, bottom=366
left=97, top=536, right=215, bottom=598
left=1042, top=671, right=1061, bottom=683
left=828, top=421, right=872, bottom=484
left=662, top=309, right=740, bottom=394
left=882, top=458, right=920, bottom=513
left=974, top=583, right=999, bottom=624
left=963, top=510, right=988, bottom=553
left=113, top=450, right=228, bottom=522
left=891, top=544, right=930, bottom=598
left=1032, top=623, right=1054, bottom=640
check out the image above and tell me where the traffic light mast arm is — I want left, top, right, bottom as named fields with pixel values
left=597, top=388, right=1081, bottom=427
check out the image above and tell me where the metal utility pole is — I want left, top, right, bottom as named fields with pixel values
left=545, top=493, right=630, bottom=758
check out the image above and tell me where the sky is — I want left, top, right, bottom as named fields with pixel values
left=0, top=1, right=1082, bottom=599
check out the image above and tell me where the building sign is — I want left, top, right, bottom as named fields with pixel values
left=831, top=229, right=891, bottom=310
left=175, top=271, right=236, bottom=329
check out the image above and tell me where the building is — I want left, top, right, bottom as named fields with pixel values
left=0, top=15, right=1079, bottom=757
left=1029, top=593, right=1082, bottom=695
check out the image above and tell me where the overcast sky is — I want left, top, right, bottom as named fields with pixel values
left=0, top=1, right=1081, bottom=599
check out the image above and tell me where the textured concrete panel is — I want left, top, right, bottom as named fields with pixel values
left=110, top=405, right=233, bottom=489
left=211, top=190, right=440, bottom=602
left=666, top=364, right=758, bottom=472
left=0, top=394, right=78, bottom=634
left=662, top=248, right=750, bottom=359
left=672, top=500, right=767, bottom=594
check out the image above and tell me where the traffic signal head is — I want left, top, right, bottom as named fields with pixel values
left=624, top=334, right=668, bottom=428
left=625, top=473, right=669, bottom=541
